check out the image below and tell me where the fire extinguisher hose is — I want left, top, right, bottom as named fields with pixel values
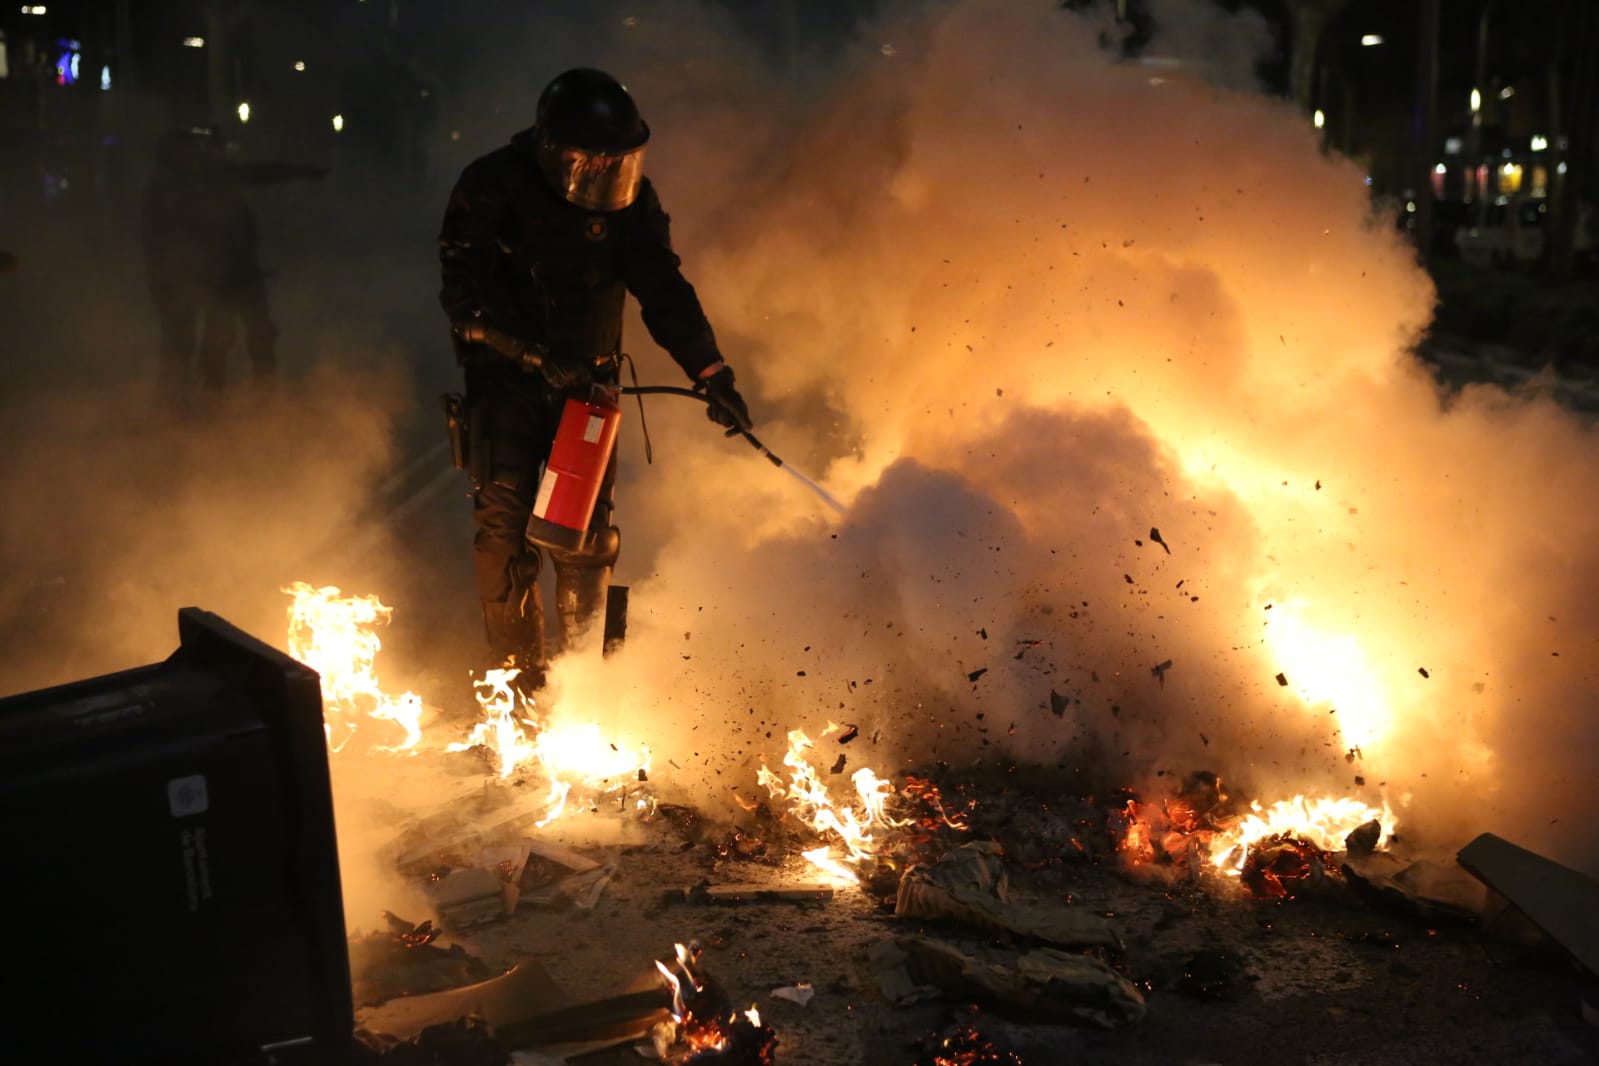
left=618, top=385, right=847, bottom=514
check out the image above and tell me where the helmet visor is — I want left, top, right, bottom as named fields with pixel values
left=543, top=142, right=646, bottom=211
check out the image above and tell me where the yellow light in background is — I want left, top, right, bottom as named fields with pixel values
left=182, top=36, right=205, bottom=48
left=331, top=113, right=344, bottom=132
left=1360, top=34, right=1383, bottom=46
left=293, top=60, right=306, bottom=72
left=1501, top=162, right=1522, bottom=194
left=21, top=5, right=48, bottom=14
left=1433, top=163, right=1447, bottom=175
left=1312, top=109, right=1325, bottom=130
left=236, top=101, right=250, bottom=123
left=1499, top=86, right=1516, bottom=100
left=1530, top=134, right=1548, bottom=152
left=1470, top=88, right=1482, bottom=113
left=1262, top=601, right=1393, bottom=751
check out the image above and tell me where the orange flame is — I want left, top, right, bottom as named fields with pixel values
left=446, top=666, right=650, bottom=826
left=1210, top=793, right=1394, bottom=874
left=757, top=724, right=907, bottom=881
left=284, top=582, right=423, bottom=752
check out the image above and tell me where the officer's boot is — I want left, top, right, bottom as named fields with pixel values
left=551, top=526, right=620, bottom=655
left=482, top=552, right=546, bottom=691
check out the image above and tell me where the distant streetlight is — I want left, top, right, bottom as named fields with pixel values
left=1434, top=163, right=1447, bottom=174
left=99, top=64, right=110, bottom=90
left=236, top=101, right=250, bottom=124
left=1313, top=109, right=1326, bottom=129
left=21, top=6, right=48, bottom=15
left=183, top=36, right=205, bottom=48
left=1499, top=86, right=1515, bottom=100
left=1360, top=34, right=1384, bottom=46
left=1470, top=88, right=1481, bottom=113
left=293, top=60, right=306, bottom=72
left=331, top=114, right=344, bottom=132
left=1530, top=135, right=1548, bottom=152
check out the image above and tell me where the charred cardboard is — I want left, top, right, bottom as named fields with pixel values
left=870, top=935, right=1146, bottom=1028
left=1457, top=832, right=1599, bottom=976
left=896, top=841, right=1121, bottom=951
left=358, top=959, right=672, bottom=1053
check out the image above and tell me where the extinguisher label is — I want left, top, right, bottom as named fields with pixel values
left=533, top=470, right=558, bottom=519
left=583, top=414, right=606, bottom=444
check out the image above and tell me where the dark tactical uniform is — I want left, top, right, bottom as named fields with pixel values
left=438, top=128, right=725, bottom=672
left=142, top=134, right=276, bottom=391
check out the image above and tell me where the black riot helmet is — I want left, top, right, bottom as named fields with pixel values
left=533, top=68, right=650, bottom=211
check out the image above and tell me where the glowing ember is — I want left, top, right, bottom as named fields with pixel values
left=284, top=582, right=423, bottom=752
left=756, top=724, right=908, bottom=882
left=651, top=941, right=777, bottom=1064
left=1209, top=793, right=1394, bottom=874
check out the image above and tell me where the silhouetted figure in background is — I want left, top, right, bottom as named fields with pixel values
left=141, top=128, right=324, bottom=395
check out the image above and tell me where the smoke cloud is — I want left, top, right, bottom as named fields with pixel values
left=6, top=0, right=1597, bottom=927
left=519, top=1, right=1599, bottom=874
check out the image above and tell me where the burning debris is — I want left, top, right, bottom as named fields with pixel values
left=650, top=942, right=778, bottom=1065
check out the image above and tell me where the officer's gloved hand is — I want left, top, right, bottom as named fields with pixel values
left=698, top=365, right=753, bottom=434
left=540, top=360, right=593, bottom=391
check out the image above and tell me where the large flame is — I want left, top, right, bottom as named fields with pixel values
left=284, top=582, right=423, bottom=752
left=757, top=724, right=906, bottom=882
left=446, top=666, right=651, bottom=826
left=1209, top=793, right=1395, bottom=874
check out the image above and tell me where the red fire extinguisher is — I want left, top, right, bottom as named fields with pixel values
left=525, top=385, right=623, bottom=552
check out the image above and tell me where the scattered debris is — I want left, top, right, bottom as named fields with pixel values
left=1151, top=659, right=1172, bottom=686
left=664, top=882, right=836, bottom=905
left=909, top=1013, right=1024, bottom=1065
left=1342, top=851, right=1482, bottom=923
left=968, top=667, right=989, bottom=682
left=769, top=983, right=815, bottom=1006
left=1149, top=527, right=1170, bottom=553
left=358, top=959, right=568, bottom=1040
left=870, top=935, right=1146, bottom=1028
left=895, top=841, right=1121, bottom=951
left=428, top=866, right=513, bottom=929
left=1274, top=672, right=1289, bottom=686
left=1048, top=690, right=1068, bottom=717
left=1344, top=819, right=1382, bottom=857
left=838, top=724, right=859, bottom=744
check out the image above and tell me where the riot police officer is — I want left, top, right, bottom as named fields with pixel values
left=438, top=68, right=752, bottom=682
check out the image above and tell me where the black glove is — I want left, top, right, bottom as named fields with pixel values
left=698, top=365, right=753, bottom=434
